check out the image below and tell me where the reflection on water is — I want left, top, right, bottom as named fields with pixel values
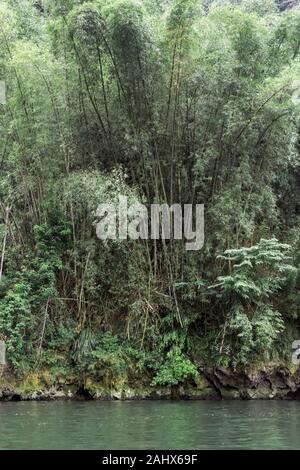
left=0, top=400, right=299, bottom=449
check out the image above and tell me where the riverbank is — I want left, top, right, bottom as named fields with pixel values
left=1, top=364, right=300, bottom=401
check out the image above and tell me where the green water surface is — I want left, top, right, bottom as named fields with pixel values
left=0, top=400, right=299, bottom=450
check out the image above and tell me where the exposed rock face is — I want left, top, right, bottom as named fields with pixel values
left=278, top=0, right=300, bottom=11
left=201, top=366, right=300, bottom=400
left=0, top=365, right=299, bottom=400
left=0, top=385, right=74, bottom=401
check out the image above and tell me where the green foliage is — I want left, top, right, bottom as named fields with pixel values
left=152, top=346, right=198, bottom=386
left=0, top=0, right=300, bottom=384
left=211, top=239, right=298, bottom=364
left=0, top=281, right=32, bottom=369
left=70, top=330, right=138, bottom=387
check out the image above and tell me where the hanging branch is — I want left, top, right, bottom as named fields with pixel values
left=0, top=206, right=11, bottom=281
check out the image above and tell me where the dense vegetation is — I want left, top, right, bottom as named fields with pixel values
left=0, top=0, right=300, bottom=391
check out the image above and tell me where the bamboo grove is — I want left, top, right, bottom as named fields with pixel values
left=0, top=0, right=300, bottom=388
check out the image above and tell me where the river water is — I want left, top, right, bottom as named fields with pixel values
left=0, top=400, right=299, bottom=449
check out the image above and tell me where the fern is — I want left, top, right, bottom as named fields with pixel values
left=211, top=238, right=297, bottom=365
